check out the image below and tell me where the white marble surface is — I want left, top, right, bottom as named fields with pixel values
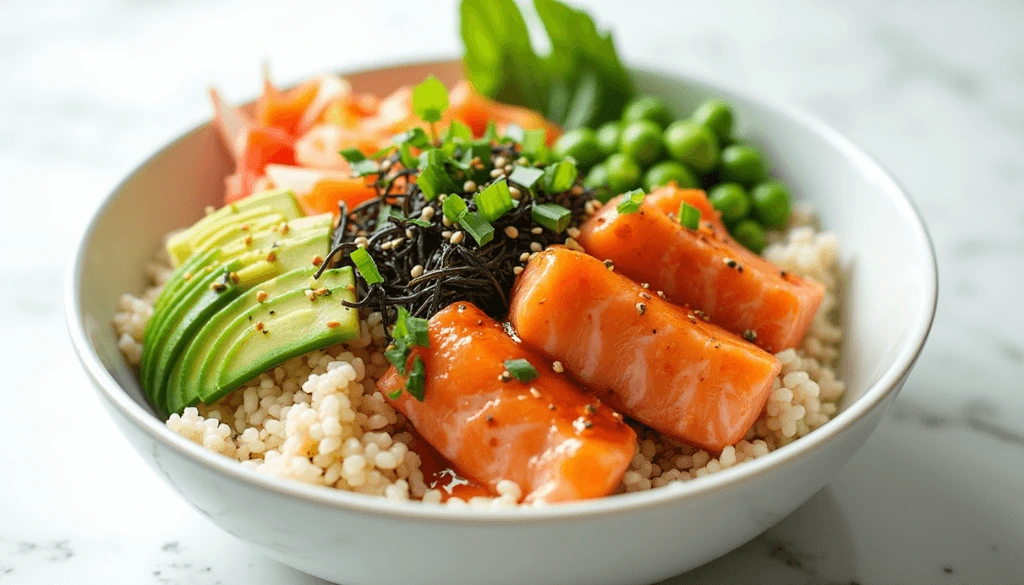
left=2, top=0, right=1023, bottom=583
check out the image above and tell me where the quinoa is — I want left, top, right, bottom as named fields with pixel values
left=113, top=210, right=844, bottom=504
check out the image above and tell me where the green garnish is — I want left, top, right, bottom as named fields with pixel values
left=445, top=120, right=473, bottom=143
left=459, top=212, right=495, bottom=246
left=375, top=204, right=393, bottom=233
left=412, top=76, right=449, bottom=124
left=340, top=148, right=379, bottom=177
left=616, top=189, right=646, bottom=214
left=521, top=128, right=548, bottom=162
left=474, top=179, right=514, bottom=222
left=503, top=124, right=526, bottom=143
left=418, top=148, right=447, bottom=169
left=393, top=306, right=430, bottom=348
left=392, top=127, right=431, bottom=149
left=508, top=165, right=545, bottom=190
left=542, top=158, right=578, bottom=193
left=442, top=194, right=469, bottom=223
left=460, top=0, right=633, bottom=129
left=678, top=201, right=701, bottom=230
left=419, top=164, right=459, bottom=201
left=483, top=120, right=499, bottom=142
left=399, top=143, right=417, bottom=169
left=406, top=355, right=427, bottom=401
left=350, top=247, right=383, bottom=285
left=503, top=358, right=539, bottom=382
left=531, top=203, right=571, bottom=233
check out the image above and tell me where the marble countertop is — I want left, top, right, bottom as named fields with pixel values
left=2, top=0, right=1022, bottom=583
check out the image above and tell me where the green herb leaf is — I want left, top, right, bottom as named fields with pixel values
left=375, top=204, right=393, bottom=233
left=339, top=148, right=366, bottom=163
left=616, top=189, right=646, bottom=214
left=418, top=148, right=448, bottom=169
left=407, top=355, right=427, bottom=401
left=341, top=148, right=379, bottom=177
left=392, top=127, right=431, bottom=149
left=459, top=211, right=495, bottom=246
left=407, top=218, right=432, bottom=228
left=419, top=164, right=459, bottom=201
left=442, top=194, right=469, bottom=223
left=508, top=165, right=545, bottom=189
left=504, top=358, right=539, bottom=382
left=542, top=158, right=578, bottom=193
left=521, top=129, right=547, bottom=159
left=474, top=179, right=514, bottom=222
left=369, top=145, right=395, bottom=159
left=385, top=340, right=410, bottom=375
left=412, top=76, right=450, bottom=124
left=394, top=307, right=430, bottom=348
left=445, top=120, right=473, bottom=143
left=350, top=247, right=383, bottom=285
left=503, top=124, right=525, bottom=144
left=678, top=201, right=701, bottom=230
left=531, top=203, right=571, bottom=233
left=399, top=142, right=417, bottom=170
left=483, top=121, right=498, bottom=142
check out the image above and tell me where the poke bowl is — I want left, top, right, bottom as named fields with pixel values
left=66, top=53, right=936, bottom=585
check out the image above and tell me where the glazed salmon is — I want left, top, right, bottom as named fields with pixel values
left=509, top=248, right=780, bottom=452
left=378, top=302, right=636, bottom=503
left=578, top=189, right=825, bottom=352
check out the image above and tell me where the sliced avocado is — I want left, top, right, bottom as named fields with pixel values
left=165, top=188, right=302, bottom=266
left=166, top=265, right=322, bottom=414
left=191, top=210, right=286, bottom=257
left=218, top=213, right=333, bottom=258
left=196, top=267, right=357, bottom=404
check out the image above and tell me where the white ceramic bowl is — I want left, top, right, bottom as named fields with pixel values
left=66, top=59, right=937, bottom=585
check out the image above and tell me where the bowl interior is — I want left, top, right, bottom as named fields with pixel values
left=72, top=59, right=935, bottom=486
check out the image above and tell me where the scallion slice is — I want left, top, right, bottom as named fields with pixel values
left=474, top=179, right=514, bottom=222
left=616, top=189, right=646, bottom=214
left=508, top=165, right=545, bottom=190
left=678, top=201, right=701, bottom=230
left=445, top=120, right=473, bottom=142
left=442, top=194, right=469, bottom=223
left=459, top=211, right=494, bottom=246
left=350, top=247, right=383, bottom=285
left=542, top=158, right=578, bottom=193
left=392, top=127, right=431, bottom=149
left=504, top=358, right=539, bottom=382
left=419, top=164, right=458, bottom=201
left=531, top=203, right=572, bottom=233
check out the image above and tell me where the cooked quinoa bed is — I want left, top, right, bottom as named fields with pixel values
left=113, top=203, right=843, bottom=506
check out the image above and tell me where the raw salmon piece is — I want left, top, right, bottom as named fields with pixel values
left=378, top=302, right=636, bottom=504
left=509, top=247, right=780, bottom=452
left=645, top=185, right=728, bottom=235
left=255, top=74, right=320, bottom=137
left=578, top=192, right=825, bottom=352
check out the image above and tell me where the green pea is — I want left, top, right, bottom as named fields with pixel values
left=731, top=219, right=767, bottom=253
left=663, top=120, right=720, bottom=173
left=596, top=122, right=622, bottom=156
left=622, top=96, right=672, bottom=128
left=584, top=163, right=612, bottom=202
left=692, top=98, right=734, bottom=141
left=719, top=144, right=768, bottom=185
left=619, top=120, right=664, bottom=167
left=552, top=127, right=603, bottom=169
left=751, top=180, right=791, bottom=230
left=643, top=161, right=698, bottom=191
left=605, top=153, right=643, bottom=194
left=708, top=183, right=751, bottom=224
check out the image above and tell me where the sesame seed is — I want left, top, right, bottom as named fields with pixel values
left=410, top=265, right=424, bottom=278
left=657, top=290, right=667, bottom=299
left=604, top=259, right=615, bottom=271
left=552, top=361, right=564, bottom=373
left=489, top=168, right=505, bottom=178
left=564, top=237, right=584, bottom=252
left=513, top=266, right=524, bottom=275
left=519, top=252, right=531, bottom=262
left=529, top=388, right=542, bottom=398
left=516, top=157, right=529, bottom=165
left=509, top=186, right=522, bottom=200
left=305, top=290, right=316, bottom=301
left=531, top=227, right=543, bottom=235
left=641, top=282, right=650, bottom=289
left=256, top=290, right=268, bottom=303
left=504, top=226, right=519, bottom=239
left=406, top=228, right=414, bottom=239
left=438, top=194, right=447, bottom=202
left=315, top=287, right=329, bottom=296
left=494, top=156, right=508, bottom=167
left=266, top=251, right=276, bottom=262
left=442, top=216, right=453, bottom=227
left=567, top=227, right=581, bottom=239
left=450, top=231, right=465, bottom=245
left=584, top=420, right=594, bottom=429
left=743, top=329, right=758, bottom=342
left=584, top=404, right=597, bottom=414
left=420, top=206, right=435, bottom=221
left=463, top=180, right=477, bottom=192
left=548, top=404, right=557, bottom=411
left=390, top=237, right=405, bottom=248
left=255, top=321, right=264, bottom=331
left=354, top=236, right=369, bottom=247
left=498, top=371, right=511, bottom=382
left=441, top=230, right=453, bottom=239
left=312, top=255, right=323, bottom=266
left=636, top=302, right=647, bottom=315
left=530, top=242, right=543, bottom=252
left=687, top=313, right=697, bottom=324
left=244, top=235, right=253, bottom=246
left=379, top=159, right=392, bottom=172
left=529, top=252, right=539, bottom=261
left=723, top=257, right=737, bottom=268
left=327, top=320, right=340, bottom=329
left=639, top=292, right=651, bottom=300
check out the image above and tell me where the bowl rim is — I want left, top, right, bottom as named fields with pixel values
left=65, top=56, right=938, bottom=524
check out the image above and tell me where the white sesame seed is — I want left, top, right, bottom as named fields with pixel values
left=519, top=252, right=531, bottom=262
left=406, top=228, right=414, bottom=239
left=489, top=168, right=505, bottom=178
left=516, top=157, right=529, bottom=165
left=567, top=227, right=581, bottom=239
left=531, top=227, right=543, bottom=235
left=504, top=226, right=519, bottom=239
left=420, top=206, right=435, bottom=221
left=442, top=216, right=453, bottom=227
left=441, top=230, right=453, bottom=239
left=513, top=266, right=524, bottom=275
left=410, top=265, right=424, bottom=278
left=380, top=159, right=392, bottom=172
left=354, top=236, right=369, bottom=247
left=494, top=156, right=508, bottom=167
left=529, top=252, right=539, bottom=261
left=552, top=361, right=564, bottom=373
left=450, top=231, right=465, bottom=245
left=530, top=242, right=543, bottom=252
left=509, top=187, right=522, bottom=200
left=636, top=302, right=647, bottom=315
left=504, top=164, right=514, bottom=173
left=463, top=180, right=477, bottom=192
left=529, top=387, right=542, bottom=398
left=438, top=194, right=447, bottom=202
left=564, top=237, right=584, bottom=252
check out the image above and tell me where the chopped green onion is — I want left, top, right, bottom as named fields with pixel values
left=374, top=204, right=393, bottom=233
left=678, top=201, right=701, bottom=230
left=406, top=355, right=427, bottom=401
left=459, top=211, right=494, bottom=246
left=531, top=203, right=572, bottom=233
left=616, top=189, right=646, bottom=214
left=392, top=127, right=431, bottom=149
left=350, top=247, right=383, bottom=285
left=503, top=123, right=525, bottom=143
left=542, top=158, right=578, bottom=193
left=508, top=165, right=545, bottom=189
left=399, top=142, right=417, bottom=169
left=442, top=194, right=469, bottom=223
left=339, top=147, right=366, bottom=162
left=474, top=179, right=514, bottom=222
left=503, top=358, right=538, bottom=382
left=418, top=148, right=447, bottom=169
left=407, top=218, right=432, bottom=228
left=483, top=120, right=498, bottom=141
left=369, top=145, right=394, bottom=159
left=522, top=129, right=546, bottom=156
left=412, top=76, right=449, bottom=124
left=419, top=164, right=459, bottom=201
left=445, top=120, right=473, bottom=142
